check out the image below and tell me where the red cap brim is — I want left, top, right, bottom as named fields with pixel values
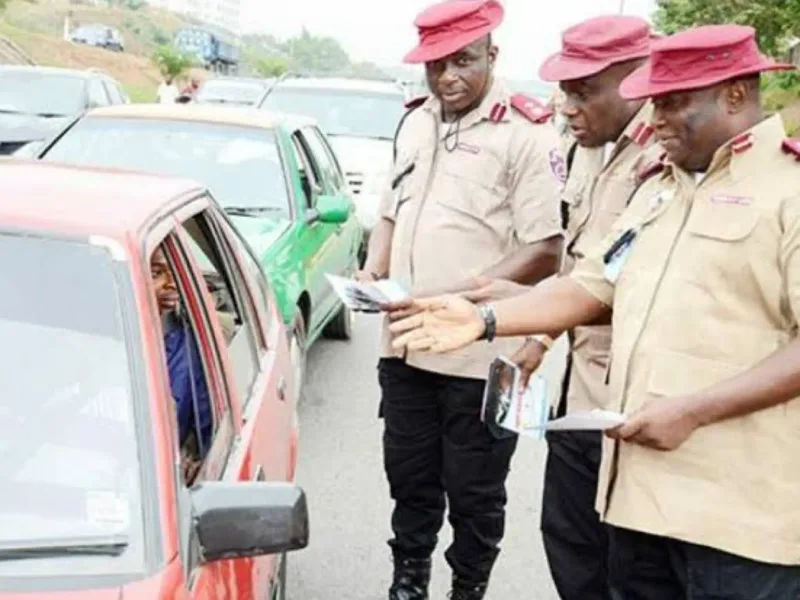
left=403, top=2, right=503, bottom=64
left=620, top=57, right=795, bottom=100
left=538, top=47, right=652, bottom=82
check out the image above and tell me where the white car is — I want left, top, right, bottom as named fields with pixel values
left=257, top=76, right=407, bottom=260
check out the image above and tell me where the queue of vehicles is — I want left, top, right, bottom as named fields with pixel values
left=0, top=67, right=411, bottom=598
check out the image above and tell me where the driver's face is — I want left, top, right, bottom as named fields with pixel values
left=151, top=248, right=179, bottom=314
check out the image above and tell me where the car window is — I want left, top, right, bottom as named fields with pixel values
left=260, top=86, right=406, bottom=141
left=289, top=133, right=322, bottom=208
left=149, top=237, right=233, bottom=487
left=40, top=117, right=292, bottom=219
left=0, top=232, right=145, bottom=576
left=0, top=70, right=86, bottom=116
left=87, top=78, right=109, bottom=108
left=103, top=80, right=125, bottom=105
left=178, top=208, right=263, bottom=406
left=215, top=209, right=273, bottom=342
left=196, top=80, right=264, bottom=105
left=299, top=126, right=345, bottom=192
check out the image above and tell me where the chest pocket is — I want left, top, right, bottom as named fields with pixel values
left=686, top=199, right=760, bottom=242
left=437, top=148, right=505, bottom=221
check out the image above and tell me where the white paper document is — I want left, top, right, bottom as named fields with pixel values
left=482, top=354, right=626, bottom=437
left=325, top=274, right=409, bottom=312
left=546, top=409, right=626, bottom=431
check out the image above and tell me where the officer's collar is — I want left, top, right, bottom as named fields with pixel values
left=620, top=101, right=655, bottom=148
left=669, top=113, right=786, bottom=183
left=424, top=77, right=510, bottom=129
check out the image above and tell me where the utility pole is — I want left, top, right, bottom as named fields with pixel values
left=618, top=0, right=625, bottom=13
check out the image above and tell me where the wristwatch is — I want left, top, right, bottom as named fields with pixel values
left=527, top=334, right=554, bottom=351
left=477, top=304, right=497, bottom=342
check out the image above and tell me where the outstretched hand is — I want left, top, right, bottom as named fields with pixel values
left=388, top=295, right=486, bottom=353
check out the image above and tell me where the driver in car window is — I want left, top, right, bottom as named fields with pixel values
left=151, top=246, right=213, bottom=482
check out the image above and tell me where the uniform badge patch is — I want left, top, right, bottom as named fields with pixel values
left=548, top=148, right=567, bottom=184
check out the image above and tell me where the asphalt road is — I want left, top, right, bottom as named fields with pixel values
left=288, top=314, right=562, bottom=600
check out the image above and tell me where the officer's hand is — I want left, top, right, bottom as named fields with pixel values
left=606, top=397, right=700, bottom=451
left=461, top=276, right=530, bottom=304
left=354, top=270, right=378, bottom=284
left=511, top=338, right=546, bottom=389
left=389, top=295, right=483, bottom=353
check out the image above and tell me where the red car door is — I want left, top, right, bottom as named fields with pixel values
left=169, top=200, right=296, bottom=599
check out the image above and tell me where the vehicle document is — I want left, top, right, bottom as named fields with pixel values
left=326, top=274, right=409, bottom=312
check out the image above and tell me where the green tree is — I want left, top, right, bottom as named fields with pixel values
left=252, top=55, right=289, bottom=77
left=153, top=45, right=193, bottom=78
left=653, top=0, right=800, bottom=57
left=282, top=27, right=350, bottom=73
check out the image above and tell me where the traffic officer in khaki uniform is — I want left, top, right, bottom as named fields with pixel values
left=479, top=15, right=661, bottom=600
left=389, top=24, right=800, bottom=598
left=466, top=16, right=660, bottom=600
left=359, top=1, right=564, bottom=597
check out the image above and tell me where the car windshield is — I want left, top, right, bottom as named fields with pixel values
left=0, top=70, right=85, bottom=116
left=197, top=80, right=263, bottom=105
left=0, top=233, right=144, bottom=575
left=261, top=87, right=405, bottom=140
left=41, top=117, right=291, bottom=217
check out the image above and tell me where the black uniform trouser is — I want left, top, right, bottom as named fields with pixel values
left=608, top=526, right=800, bottom=599
left=541, top=429, right=610, bottom=600
left=378, top=358, right=518, bottom=584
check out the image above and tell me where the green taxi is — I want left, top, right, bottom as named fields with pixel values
left=36, top=104, right=363, bottom=397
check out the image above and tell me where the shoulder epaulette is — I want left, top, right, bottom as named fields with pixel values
left=635, top=152, right=667, bottom=185
left=509, top=93, right=552, bottom=124
left=404, top=95, right=428, bottom=110
left=630, top=121, right=655, bottom=146
left=781, top=138, right=800, bottom=161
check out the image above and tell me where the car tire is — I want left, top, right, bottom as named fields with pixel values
left=289, top=312, right=307, bottom=404
left=323, top=301, right=353, bottom=341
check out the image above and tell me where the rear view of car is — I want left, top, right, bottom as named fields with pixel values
left=194, top=77, right=270, bottom=106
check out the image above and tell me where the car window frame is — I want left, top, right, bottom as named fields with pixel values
left=298, top=125, right=345, bottom=193
left=173, top=198, right=262, bottom=407
left=289, top=132, right=323, bottom=209
left=87, top=76, right=111, bottom=108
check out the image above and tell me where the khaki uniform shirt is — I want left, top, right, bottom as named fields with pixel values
left=380, top=79, right=564, bottom=379
left=561, top=103, right=661, bottom=412
left=571, top=114, right=800, bottom=565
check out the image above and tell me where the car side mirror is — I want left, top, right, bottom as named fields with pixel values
left=190, top=481, right=309, bottom=564
left=312, top=194, right=351, bottom=225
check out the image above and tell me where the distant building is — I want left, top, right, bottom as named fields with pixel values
left=143, top=0, right=241, bottom=36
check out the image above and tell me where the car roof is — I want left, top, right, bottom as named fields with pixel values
left=272, top=76, right=405, bottom=96
left=0, top=159, right=204, bottom=238
left=86, top=102, right=317, bottom=132
left=0, top=65, right=96, bottom=79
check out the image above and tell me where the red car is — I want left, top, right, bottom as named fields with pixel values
left=0, top=160, right=306, bottom=599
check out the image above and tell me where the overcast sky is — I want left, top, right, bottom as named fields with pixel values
left=241, top=0, right=656, bottom=79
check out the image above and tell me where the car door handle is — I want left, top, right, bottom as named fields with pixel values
left=277, top=377, right=287, bottom=401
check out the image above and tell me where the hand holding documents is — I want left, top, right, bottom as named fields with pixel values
left=481, top=356, right=625, bottom=438
left=326, top=274, right=409, bottom=313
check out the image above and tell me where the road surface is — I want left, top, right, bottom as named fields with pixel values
left=289, top=314, right=561, bottom=599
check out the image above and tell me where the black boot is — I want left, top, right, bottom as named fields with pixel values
left=448, top=579, right=488, bottom=600
left=388, top=556, right=431, bottom=600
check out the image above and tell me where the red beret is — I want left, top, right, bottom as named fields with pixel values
left=539, top=15, right=653, bottom=82
left=620, top=24, right=794, bottom=100
left=404, top=0, right=503, bottom=64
